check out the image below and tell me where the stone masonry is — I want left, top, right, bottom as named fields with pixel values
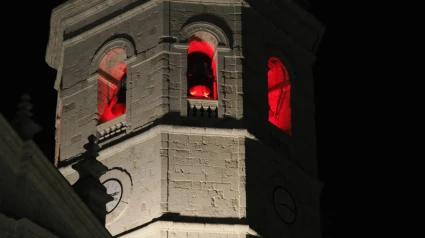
left=47, top=0, right=325, bottom=237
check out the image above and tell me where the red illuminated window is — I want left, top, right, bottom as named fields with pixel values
left=268, top=57, right=292, bottom=135
left=97, top=48, right=127, bottom=124
left=187, top=37, right=217, bottom=100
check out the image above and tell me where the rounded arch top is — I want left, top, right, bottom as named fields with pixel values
left=267, top=57, right=290, bottom=89
left=177, top=20, right=231, bottom=48
left=268, top=57, right=289, bottom=78
left=90, top=36, right=136, bottom=75
left=263, top=43, right=298, bottom=78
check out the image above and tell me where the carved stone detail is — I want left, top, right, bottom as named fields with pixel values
left=10, top=94, right=42, bottom=141
left=96, top=114, right=126, bottom=141
left=187, top=99, right=218, bottom=118
left=89, top=38, right=136, bottom=76
left=177, top=22, right=229, bottom=47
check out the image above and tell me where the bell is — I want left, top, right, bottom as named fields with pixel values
left=189, top=85, right=211, bottom=98
left=187, top=52, right=214, bottom=99
left=111, top=75, right=127, bottom=115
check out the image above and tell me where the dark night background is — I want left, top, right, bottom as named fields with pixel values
left=0, top=1, right=373, bottom=237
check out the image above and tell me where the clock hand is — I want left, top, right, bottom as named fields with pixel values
left=109, top=192, right=119, bottom=196
left=276, top=203, right=295, bottom=213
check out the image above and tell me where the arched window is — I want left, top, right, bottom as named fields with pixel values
left=268, top=57, right=292, bottom=135
left=97, top=48, right=127, bottom=124
left=186, top=35, right=217, bottom=100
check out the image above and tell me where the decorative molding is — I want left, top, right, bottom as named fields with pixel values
left=97, top=114, right=127, bottom=141
left=97, top=125, right=254, bottom=160
left=119, top=221, right=261, bottom=238
left=10, top=94, right=42, bottom=141
left=90, top=38, right=136, bottom=75
left=58, top=125, right=255, bottom=178
left=177, top=22, right=229, bottom=47
left=46, top=0, right=247, bottom=69
left=187, top=99, right=218, bottom=118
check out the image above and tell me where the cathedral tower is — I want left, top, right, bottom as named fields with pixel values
left=46, top=0, right=325, bottom=237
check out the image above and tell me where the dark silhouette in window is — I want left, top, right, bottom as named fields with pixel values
left=110, top=73, right=127, bottom=116
left=97, top=48, right=127, bottom=124
left=187, top=38, right=217, bottom=100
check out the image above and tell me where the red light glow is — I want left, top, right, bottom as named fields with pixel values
left=98, top=48, right=127, bottom=124
left=111, top=102, right=126, bottom=116
left=268, top=57, right=292, bottom=135
left=189, top=85, right=211, bottom=98
left=187, top=39, right=217, bottom=100
left=187, top=39, right=214, bottom=59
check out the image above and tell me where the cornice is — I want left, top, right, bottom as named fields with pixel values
left=46, top=0, right=104, bottom=69
left=46, top=0, right=323, bottom=92
left=58, top=123, right=322, bottom=193
left=0, top=213, right=59, bottom=238
left=119, top=220, right=261, bottom=237
left=46, top=0, right=247, bottom=70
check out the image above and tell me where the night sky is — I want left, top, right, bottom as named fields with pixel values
left=0, top=1, right=361, bottom=237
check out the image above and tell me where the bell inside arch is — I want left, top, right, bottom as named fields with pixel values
left=111, top=74, right=127, bottom=116
left=187, top=52, right=214, bottom=99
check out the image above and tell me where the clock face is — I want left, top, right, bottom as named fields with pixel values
left=103, top=179, right=123, bottom=213
left=273, top=186, right=297, bottom=224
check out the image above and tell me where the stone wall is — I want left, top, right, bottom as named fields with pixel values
left=58, top=2, right=166, bottom=160
left=49, top=1, right=324, bottom=237
left=167, top=133, right=245, bottom=218
left=116, top=221, right=259, bottom=237
left=60, top=126, right=247, bottom=236
left=57, top=1, right=246, bottom=161
left=168, top=1, right=243, bottom=119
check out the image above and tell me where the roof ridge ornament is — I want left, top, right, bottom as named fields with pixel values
left=10, top=94, right=42, bottom=141
left=72, top=135, right=113, bottom=224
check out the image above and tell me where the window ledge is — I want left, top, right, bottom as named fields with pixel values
left=96, top=114, right=126, bottom=141
left=187, top=99, right=218, bottom=118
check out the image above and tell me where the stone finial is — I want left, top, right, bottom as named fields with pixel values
left=10, top=94, right=42, bottom=140
left=72, top=135, right=113, bottom=224
left=83, top=134, right=100, bottom=160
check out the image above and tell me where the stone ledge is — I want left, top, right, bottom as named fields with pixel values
left=97, top=114, right=127, bottom=141
left=187, top=99, right=218, bottom=118
left=119, top=220, right=261, bottom=237
left=46, top=0, right=248, bottom=69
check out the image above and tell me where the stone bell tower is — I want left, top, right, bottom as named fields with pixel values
left=46, top=0, right=324, bottom=237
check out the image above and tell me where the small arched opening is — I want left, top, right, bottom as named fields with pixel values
left=268, top=57, right=292, bottom=135
left=97, top=48, right=127, bottom=124
left=186, top=32, right=218, bottom=100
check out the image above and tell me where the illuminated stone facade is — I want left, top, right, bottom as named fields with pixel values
left=47, top=0, right=324, bottom=237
